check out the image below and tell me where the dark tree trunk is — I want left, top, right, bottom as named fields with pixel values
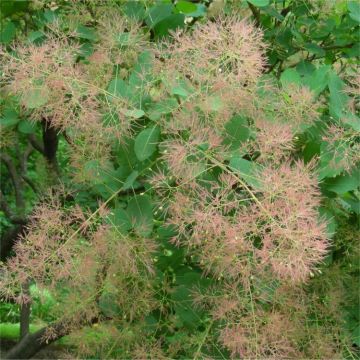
left=5, top=317, right=99, bottom=359
left=0, top=223, right=27, bottom=261
left=20, top=281, right=31, bottom=340
left=41, top=119, right=59, bottom=174
left=4, top=322, right=68, bottom=359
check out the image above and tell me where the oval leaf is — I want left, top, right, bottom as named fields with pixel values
left=18, top=120, right=36, bottom=134
left=247, top=0, right=270, bottom=7
left=0, top=109, right=19, bottom=128
left=134, top=126, right=160, bottom=161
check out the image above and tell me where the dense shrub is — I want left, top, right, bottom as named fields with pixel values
left=0, top=1, right=359, bottom=359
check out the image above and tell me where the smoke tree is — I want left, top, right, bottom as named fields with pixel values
left=0, top=1, right=359, bottom=359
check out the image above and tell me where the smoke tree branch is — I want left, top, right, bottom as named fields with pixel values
left=5, top=255, right=112, bottom=359
left=1, top=119, right=61, bottom=258
left=42, top=118, right=60, bottom=175
left=19, top=281, right=31, bottom=340
left=5, top=321, right=70, bottom=359
left=20, top=144, right=33, bottom=175
left=0, top=191, right=26, bottom=225
left=27, top=134, right=44, bottom=155
left=0, top=224, right=27, bottom=261
left=247, top=2, right=261, bottom=27
left=0, top=153, right=25, bottom=212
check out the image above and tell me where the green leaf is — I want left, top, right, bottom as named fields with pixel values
left=123, top=1, right=146, bottom=20
left=324, top=170, right=360, bottom=195
left=341, top=194, right=360, bottom=215
left=302, top=65, right=330, bottom=97
left=318, top=207, right=337, bottom=239
left=247, top=0, right=270, bottom=7
left=344, top=42, right=360, bottom=58
left=106, top=207, right=132, bottom=233
left=169, top=78, right=194, bottom=98
left=18, top=120, right=36, bottom=134
left=348, top=1, right=360, bottom=23
left=43, top=10, right=58, bottom=23
left=134, top=126, right=160, bottom=162
left=328, top=71, right=349, bottom=119
left=352, top=325, right=360, bottom=346
left=172, top=86, right=188, bottom=98
left=98, top=292, right=121, bottom=318
left=342, top=113, right=360, bottom=132
left=318, top=141, right=347, bottom=179
left=145, top=4, right=173, bottom=28
left=27, top=30, right=45, bottom=44
left=172, top=270, right=210, bottom=329
left=107, top=78, right=128, bottom=99
left=153, top=14, right=185, bottom=39
left=75, top=25, right=97, bottom=41
left=123, top=109, right=145, bottom=119
left=0, top=109, right=20, bottom=128
left=304, top=43, right=326, bottom=57
left=280, top=68, right=301, bottom=88
left=176, top=1, right=197, bottom=14
left=0, top=0, right=29, bottom=17
left=148, top=98, right=178, bottom=121
left=303, top=140, right=320, bottom=163
left=181, top=3, right=206, bottom=17
left=121, top=170, right=139, bottom=191
left=129, top=51, right=153, bottom=87
left=128, top=51, right=154, bottom=105
left=78, top=42, right=94, bottom=58
left=116, top=137, right=139, bottom=171
left=296, top=61, right=316, bottom=78
left=223, top=115, right=250, bottom=149
left=262, top=6, right=284, bottom=21
left=126, top=195, right=154, bottom=236
left=133, top=51, right=153, bottom=76
left=229, top=157, right=261, bottom=188
left=0, top=21, right=16, bottom=44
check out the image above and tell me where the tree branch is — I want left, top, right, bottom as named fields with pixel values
left=42, top=118, right=60, bottom=175
left=0, top=154, right=25, bottom=212
left=20, top=281, right=31, bottom=339
left=27, top=134, right=44, bottom=155
left=322, top=42, right=354, bottom=50
left=0, top=224, right=27, bottom=261
left=0, top=191, right=26, bottom=225
left=20, top=144, right=33, bottom=176
left=247, top=2, right=261, bottom=27
left=5, top=321, right=69, bottom=359
left=5, top=249, right=113, bottom=358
